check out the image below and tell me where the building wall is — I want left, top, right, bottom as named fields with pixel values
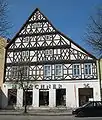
left=0, top=37, right=7, bottom=108
left=2, top=9, right=101, bottom=109
left=100, top=59, right=102, bottom=82
left=0, top=37, right=6, bottom=87
left=97, top=59, right=102, bottom=99
left=2, top=80, right=101, bottom=109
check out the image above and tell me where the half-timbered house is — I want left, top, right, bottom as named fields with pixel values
left=2, top=8, right=101, bottom=109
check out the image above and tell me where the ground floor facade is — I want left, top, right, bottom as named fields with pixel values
left=1, top=80, right=101, bottom=109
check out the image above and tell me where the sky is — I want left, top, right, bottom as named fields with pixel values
left=7, top=0, right=102, bottom=54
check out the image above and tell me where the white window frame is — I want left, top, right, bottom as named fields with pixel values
left=73, top=64, right=81, bottom=76
left=44, top=65, right=51, bottom=77
left=84, top=63, right=92, bottom=75
left=55, top=64, right=63, bottom=76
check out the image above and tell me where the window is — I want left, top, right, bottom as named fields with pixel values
left=45, top=49, right=53, bottom=55
left=73, top=64, right=80, bottom=76
left=33, top=23, right=42, bottom=29
left=23, top=37, right=29, bottom=42
left=44, top=65, right=51, bottom=76
left=11, top=66, right=18, bottom=78
left=22, top=51, right=29, bottom=57
left=45, top=35, right=51, bottom=40
left=56, top=49, right=60, bottom=54
left=22, top=51, right=29, bottom=61
left=55, top=64, right=62, bottom=76
left=16, top=66, right=29, bottom=79
left=21, top=66, right=29, bottom=78
left=84, top=63, right=92, bottom=75
left=11, top=66, right=29, bottom=80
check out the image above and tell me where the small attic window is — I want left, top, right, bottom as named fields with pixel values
left=33, top=23, right=42, bottom=29
left=45, top=49, right=53, bottom=55
left=22, top=51, right=29, bottom=57
left=23, top=37, right=29, bottom=42
left=45, top=35, right=51, bottom=40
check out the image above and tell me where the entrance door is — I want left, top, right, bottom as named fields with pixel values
left=39, top=90, right=49, bottom=106
left=79, top=88, right=93, bottom=106
left=56, top=89, right=66, bottom=106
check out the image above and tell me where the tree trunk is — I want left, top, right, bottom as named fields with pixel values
left=24, top=90, right=27, bottom=113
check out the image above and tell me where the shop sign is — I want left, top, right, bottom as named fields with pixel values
left=35, top=84, right=62, bottom=89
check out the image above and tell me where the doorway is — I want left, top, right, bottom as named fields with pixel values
left=79, top=88, right=93, bottom=106
left=56, top=89, right=66, bottom=106
left=39, top=90, right=49, bottom=106
left=23, top=91, right=33, bottom=105
left=8, top=89, right=17, bottom=106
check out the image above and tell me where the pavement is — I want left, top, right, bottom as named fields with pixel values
left=0, top=108, right=72, bottom=116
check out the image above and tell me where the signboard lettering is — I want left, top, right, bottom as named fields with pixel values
left=34, top=84, right=62, bottom=89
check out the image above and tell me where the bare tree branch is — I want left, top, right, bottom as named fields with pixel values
left=85, top=7, right=102, bottom=58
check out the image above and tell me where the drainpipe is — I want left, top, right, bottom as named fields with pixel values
left=98, top=59, right=101, bottom=100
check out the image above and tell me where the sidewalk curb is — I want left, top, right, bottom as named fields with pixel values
left=0, top=113, right=72, bottom=116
